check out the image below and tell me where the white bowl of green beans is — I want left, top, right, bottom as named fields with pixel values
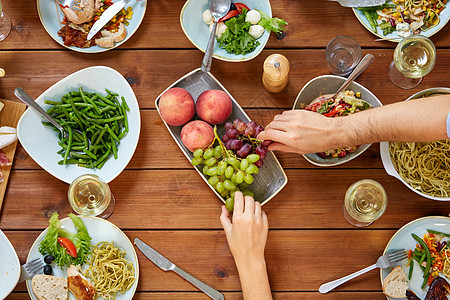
left=17, top=66, right=141, bottom=184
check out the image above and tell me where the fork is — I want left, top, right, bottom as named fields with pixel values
left=56, top=0, right=87, bottom=11
left=319, top=249, right=407, bottom=294
left=18, top=258, right=45, bottom=282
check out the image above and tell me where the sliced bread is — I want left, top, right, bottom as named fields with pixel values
left=382, top=265, right=409, bottom=298
left=31, top=274, right=68, bottom=300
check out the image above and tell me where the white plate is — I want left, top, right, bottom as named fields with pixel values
left=0, top=230, right=21, bottom=299
left=17, top=66, right=141, bottom=184
left=381, top=216, right=450, bottom=299
left=180, top=0, right=272, bottom=62
left=26, top=216, right=139, bottom=300
left=37, top=0, right=147, bottom=53
left=353, top=2, right=450, bottom=42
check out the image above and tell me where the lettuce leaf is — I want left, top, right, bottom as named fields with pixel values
left=38, top=212, right=92, bottom=268
left=257, top=10, right=288, bottom=34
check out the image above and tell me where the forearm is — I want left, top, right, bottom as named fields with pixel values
left=235, top=256, right=272, bottom=300
left=334, top=95, right=450, bottom=147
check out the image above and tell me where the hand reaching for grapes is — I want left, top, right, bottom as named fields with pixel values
left=257, top=110, right=339, bottom=155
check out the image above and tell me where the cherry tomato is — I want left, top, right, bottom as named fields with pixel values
left=57, top=237, right=77, bottom=258
left=235, top=3, right=250, bottom=14
left=219, top=10, right=239, bottom=22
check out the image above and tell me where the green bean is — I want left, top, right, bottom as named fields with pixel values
left=58, top=159, right=79, bottom=165
left=63, top=127, right=73, bottom=164
left=44, top=100, right=63, bottom=105
left=94, top=148, right=111, bottom=167
left=86, top=116, right=124, bottom=124
left=95, top=93, right=116, bottom=106
left=83, top=149, right=97, bottom=160
left=69, top=151, right=91, bottom=159
left=411, top=233, right=431, bottom=278
left=408, top=261, right=414, bottom=280
left=70, top=91, right=80, bottom=97
left=426, top=229, right=450, bottom=238
left=111, top=136, right=118, bottom=159
left=121, top=96, right=130, bottom=112
left=122, top=101, right=129, bottom=132
left=105, top=124, right=120, bottom=143
left=105, top=88, right=119, bottom=96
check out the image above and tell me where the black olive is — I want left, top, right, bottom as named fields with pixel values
left=43, top=265, right=53, bottom=275
left=230, top=3, right=237, bottom=11
left=44, top=255, right=55, bottom=264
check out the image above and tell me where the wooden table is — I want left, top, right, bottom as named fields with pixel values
left=1, top=1, right=449, bottom=299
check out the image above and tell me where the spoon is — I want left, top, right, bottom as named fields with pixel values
left=14, top=87, right=67, bottom=138
left=311, top=54, right=375, bottom=104
left=201, top=0, right=231, bottom=73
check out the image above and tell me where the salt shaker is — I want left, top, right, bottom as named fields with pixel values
left=262, top=54, right=290, bottom=93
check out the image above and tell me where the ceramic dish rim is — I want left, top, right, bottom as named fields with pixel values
left=0, top=229, right=21, bottom=299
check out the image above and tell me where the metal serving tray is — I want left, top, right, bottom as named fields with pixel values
left=155, top=68, right=288, bottom=205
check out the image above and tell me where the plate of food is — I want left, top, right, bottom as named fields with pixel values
left=353, top=1, right=449, bottom=42
left=0, top=230, right=21, bottom=299
left=380, top=216, right=450, bottom=300
left=155, top=68, right=287, bottom=210
left=17, top=66, right=141, bottom=184
left=180, top=0, right=287, bottom=62
left=380, top=87, right=450, bottom=201
left=292, top=75, right=383, bottom=167
left=26, top=213, right=139, bottom=299
left=37, top=0, right=147, bottom=53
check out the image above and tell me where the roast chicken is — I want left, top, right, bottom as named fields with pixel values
left=60, top=0, right=102, bottom=25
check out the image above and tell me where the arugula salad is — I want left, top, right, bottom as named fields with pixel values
left=202, top=2, right=287, bottom=55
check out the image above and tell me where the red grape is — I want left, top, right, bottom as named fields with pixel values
left=244, top=126, right=255, bottom=137
left=225, top=140, right=233, bottom=150
left=229, top=139, right=243, bottom=150
left=224, top=121, right=233, bottom=130
left=226, top=128, right=239, bottom=139
left=254, top=125, right=264, bottom=137
left=317, top=152, right=326, bottom=158
left=235, top=120, right=247, bottom=134
left=222, top=134, right=230, bottom=143
left=261, top=140, right=272, bottom=147
left=255, top=159, right=264, bottom=168
left=255, top=145, right=267, bottom=160
left=247, top=121, right=257, bottom=129
left=236, top=143, right=252, bottom=158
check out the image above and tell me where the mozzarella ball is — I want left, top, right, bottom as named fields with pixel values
left=249, top=24, right=264, bottom=39
left=203, top=9, right=214, bottom=25
left=246, top=10, right=261, bottom=25
left=210, top=22, right=227, bottom=38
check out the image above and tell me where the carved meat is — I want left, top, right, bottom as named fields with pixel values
left=67, top=265, right=96, bottom=300
left=424, top=277, right=450, bottom=300
left=61, top=0, right=96, bottom=25
left=406, top=290, right=421, bottom=300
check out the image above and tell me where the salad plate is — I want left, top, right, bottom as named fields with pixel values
left=381, top=216, right=450, bottom=299
left=0, top=230, right=21, bottom=299
left=17, top=66, right=141, bottom=184
left=352, top=2, right=450, bottom=42
left=26, top=216, right=139, bottom=300
left=180, top=0, right=272, bottom=62
left=37, top=0, right=147, bottom=53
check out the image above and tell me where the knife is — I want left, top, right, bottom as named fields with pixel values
left=328, top=0, right=387, bottom=7
left=134, top=238, right=224, bottom=300
left=86, top=0, right=131, bottom=41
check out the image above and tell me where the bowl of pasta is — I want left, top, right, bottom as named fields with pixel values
left=380, top=87, right=450, bottom=201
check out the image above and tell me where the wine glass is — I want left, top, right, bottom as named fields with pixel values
left=0, top=0, right=11, bottom=41
left=68, top=174, right=115, bottom=219
left=389, top=34, right=436, bottom=89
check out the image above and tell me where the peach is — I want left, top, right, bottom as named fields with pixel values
left=181, top=120, right=215, bottom=152
left=159, top=87, right=195, bottom=126
left=196, top=90, right=232, bottom=125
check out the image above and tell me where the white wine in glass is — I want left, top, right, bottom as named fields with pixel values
left=389, top=35, right=436, bottom=89
left=68, top=174, right=115, bottom=218
left=343, top=179, right=387, bottom=227
left=0, top=0, right=12, bottom=42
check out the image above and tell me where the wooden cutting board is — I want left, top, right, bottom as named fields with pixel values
left=0, top=99, right=26, bottom=212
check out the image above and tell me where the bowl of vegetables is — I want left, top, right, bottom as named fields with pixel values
left=293, top=75, right=382, bottom=167
left=17, top=66, right=141, bottom=184
left=180, top=0, right=287, bottom=62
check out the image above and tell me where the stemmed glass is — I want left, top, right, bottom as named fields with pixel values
left=0, top=0, right=11, bottom=41
left=68, top=174, right=115, bottom=219
left=389, top=34, right=436, bottom=89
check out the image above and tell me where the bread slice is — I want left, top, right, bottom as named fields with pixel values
left=382, top=265, right=409, bottom=298
left=31, top=274, right=68, bottom=300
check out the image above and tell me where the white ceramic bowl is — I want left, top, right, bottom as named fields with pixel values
left=380, top=87, right=450, bottom=201
left=293, top=75, right=383, bottom=167
left=17, top=66, right=141, bottom=184
left=0, top=230, right=20, bottom=299
left=180, top=0, right=272, bottom=62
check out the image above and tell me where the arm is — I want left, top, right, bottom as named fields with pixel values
left=220, top=192, right=272, bottom=300
left=257, top=95, right=450, bottom=154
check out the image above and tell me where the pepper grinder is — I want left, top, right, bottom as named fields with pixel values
left=262, top=54, right=290, bottom=93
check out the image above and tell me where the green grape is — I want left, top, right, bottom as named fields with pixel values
left=234, top=160, right=240, bottom=169
left=225, top=197, right=234, bottom=212
left=202, top=166, right=209, bottom=175
left=227, top=157, right=236, bottom=165
left=203, top=148, right=214, bottom=159
left=224, top=180, right=236, bottom=191
left=247, top=154, right=260, bottom=163
left=239, top=182, right=249, bottom=188
left=221, top=189, right=230, bottom=197
left=230, top=172, right=237, bottom=184
left=241, top=188, right=254, bottom=197
left=208, top=176, right=219, bottom=186
left=192, top=157, right=203, bottom=166
left=246, top=164, right=259, bottom=175
left=225, top=166, right=234, bottom=179
left=207, top=166, right=218, bottom=176
left=244, top=173, right=254, bottom=184
left=215, top=181, right=225, bottom=194
left=217, top=165, right=226, bottom=176
left=214, top=145, right=222, bottom=157
left=205, top=157, right=217, bottom=167
left=230, top=188, right=240, bottom=199
left=240, top=159, right=249, bottom=171
left=193, top=149, right=203, bottom=158
left=235, top=170, right=245, bottom=184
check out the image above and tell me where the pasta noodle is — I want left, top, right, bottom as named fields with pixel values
left=389, top=140, right=450, bottom=197
left=83, top=241, right=135, bottom=299
left=444, top=248, right=450, bottom=278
